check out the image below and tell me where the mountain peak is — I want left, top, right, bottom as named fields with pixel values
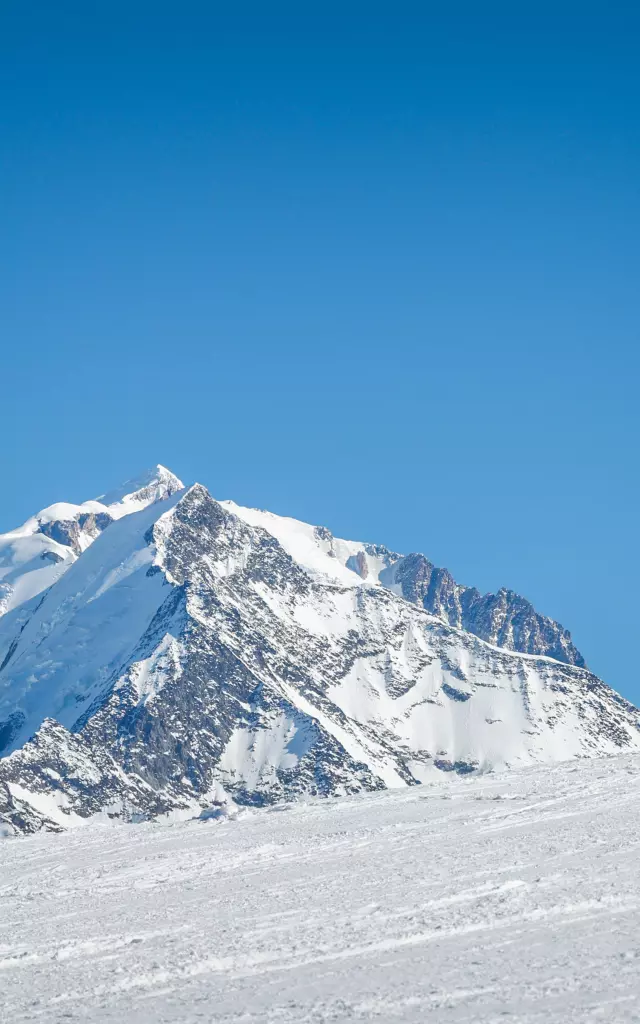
left=94, top=464, right=184, bottom=509
left=0, top=465, right=185, bottom=622
left=2, top=466, right=638, bottom=836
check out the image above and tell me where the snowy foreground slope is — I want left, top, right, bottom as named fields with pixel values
left=3, top=753, right=640, bottom=1023
left=1, top=468, right=639, bottom=834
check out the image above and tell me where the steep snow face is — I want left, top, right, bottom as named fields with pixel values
left=0, top=489, right=185, bottom=754
left=0, top=465, right=184, bottom=621
left=220, top=500, right=399, bottom=588
left=1, top=482, right=638, bottom=835
left=220, top=500, right=584, bottom=666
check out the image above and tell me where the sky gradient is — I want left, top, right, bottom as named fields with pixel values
left=1, top=4, right=639, bottom=699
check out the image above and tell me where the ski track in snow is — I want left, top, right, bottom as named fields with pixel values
left=2, top=754, right=640, bottom=1023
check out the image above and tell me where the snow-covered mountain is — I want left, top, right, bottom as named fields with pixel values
left=221, top=502, right=585, bottom=666
left=0, top=468, right=638, bottom=834
left=0, top=464, right=183, bottom=621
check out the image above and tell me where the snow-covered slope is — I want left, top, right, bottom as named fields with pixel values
left=0, top=473, right=638, bottom=834
left=0, top=465, right=183, bottom=621
left=3, top=753, right=640, bottom=1023
left=221, top=500, right=586, bottom=665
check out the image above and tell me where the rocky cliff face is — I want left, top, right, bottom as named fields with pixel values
left=388, top=553, right=585, bottom=666
left=0, top=474, right=637, bottom=835
left=220, top=503, right=585, bottom=667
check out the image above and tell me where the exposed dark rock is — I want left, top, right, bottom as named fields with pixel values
left=392, top=553, right=584, bottom=667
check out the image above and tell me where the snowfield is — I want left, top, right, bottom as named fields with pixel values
left=3, top=753, right=640, bottom=1023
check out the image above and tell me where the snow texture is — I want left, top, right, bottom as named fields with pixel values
left=2, top=753, right=640, bottom=1022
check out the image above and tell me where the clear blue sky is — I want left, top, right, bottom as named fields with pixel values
left=2, top=4, right=638, bottom=700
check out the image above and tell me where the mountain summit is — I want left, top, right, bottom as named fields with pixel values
left=1, top=469, right=637, bottom=834
left=0, top=464, right=184, bottom=620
